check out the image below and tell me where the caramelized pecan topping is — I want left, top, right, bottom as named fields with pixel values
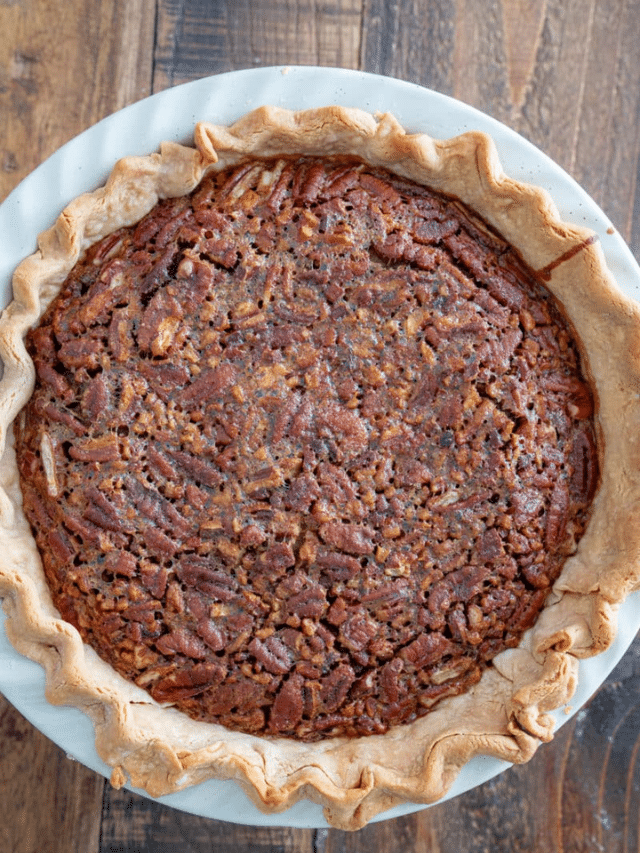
left=16, top=156, right=598, bottom=740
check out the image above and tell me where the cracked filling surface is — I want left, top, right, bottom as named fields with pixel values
left=14, top=156, right=598, bottom=740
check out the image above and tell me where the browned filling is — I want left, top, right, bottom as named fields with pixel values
left=15, top=156, right=598, bottom=740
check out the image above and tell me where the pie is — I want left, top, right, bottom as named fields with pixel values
left=1, top=106, right=639, bottom=829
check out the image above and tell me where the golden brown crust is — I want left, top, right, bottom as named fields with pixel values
left=1, top=105, right=640, bottom=830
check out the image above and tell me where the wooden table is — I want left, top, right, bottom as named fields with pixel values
left=1, top=2, right=640, bottom=850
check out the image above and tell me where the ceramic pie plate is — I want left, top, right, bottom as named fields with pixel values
left=1, top=66, right=640, bottom=829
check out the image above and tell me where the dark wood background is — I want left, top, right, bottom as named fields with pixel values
left=1, top=1, right=640, bottom=850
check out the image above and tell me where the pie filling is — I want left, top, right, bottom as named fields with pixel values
left=14, top=156, right=598, bottom=740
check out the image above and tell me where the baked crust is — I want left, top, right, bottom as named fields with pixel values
left=1, top=106, right=640, bottom=829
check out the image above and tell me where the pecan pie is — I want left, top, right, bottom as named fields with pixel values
left=1, top=106, right=640, bottom=829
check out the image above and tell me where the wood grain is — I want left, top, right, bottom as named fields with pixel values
left=0, top=694, right=104, bottom=853
left=1, top=0, right=640, bottom=851
left=153, top=0, right=363, bottom=90
left=99, top=788, right=314, bottom=853
left=0, top=0, right=156, bottom=202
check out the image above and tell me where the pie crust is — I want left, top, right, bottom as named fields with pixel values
left=1, top=106, right=640, bottom=829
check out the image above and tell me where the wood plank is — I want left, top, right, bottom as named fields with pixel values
left=99, top=786, right=315, bottom=853
left=153, top=0, right=363, bottom=91
left=0, top=694, right=104, bottom=853
left=0, top=0, right=156, bottom=202
left=361, top=0, right=455, bottom=94
left=570, top=0, right=640, bottom=247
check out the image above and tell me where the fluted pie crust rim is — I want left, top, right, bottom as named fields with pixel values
left=1, top=106, right=640, bottom=830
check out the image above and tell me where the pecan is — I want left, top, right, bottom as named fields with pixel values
left=339, top=610, right=378, bottom=651
left=274, top=303, right=320, bottom=325
left=294, top=160, right=327, bottom=203
left=401, top=632, right=457, bottom=669
left=446, top=564, right=490, bottom=603
left=316, top=462, right=357, bottom=504
left=269, top=673, right=305, bottom=733
left=412, top=216, right=459, bottom=244
left=319, top=522, right=376, bottom=556
left=569, top=428, right=598, bottom=502
left=256, top=543, right=296, bottom=574
left=475, top=528, right=505, bottom=563
left=150, top=662, right=225, bottom=702
left=361, top=580, right=410, bottom=608
left=176, top=556, right=239, bottom=601
left=177, top=364, right=237, bottom=407
left=68, top=435, right=120, bottom=463
left=483, top=270, right=528, bottom=311
left=140, top=363, right=191, bottom=401
left=285, top=586, right=328, bottom=619
left=125, top=601, right=158, bottom=627
left=545, top=480, right=570, bottom=549
left=125, top=477, right=190, bottom=536
left=104, top=551, right=137, bottom=577
left=145, top=445, right=179, bottom=481
left=317, top=403, right=368, bottom=454
left=249, top=635, right=293, bottom=675
left=359, top=172, right=401, bottom=207
left=373, top=231, right=411, bottom=263
left=82, top=487, right=123, bottom=533
left=137, top=290, right=183, bottom=356
left=326, top=597, right=348, bottom=626
left=63, top=513, right=107, bottom=547
left=166, top=449, right=222, bottom=488
left=58, top=337, right=102, bottom=370
left=108, top=307, right=134, bottom=361
left=379, top=657, right=405, bottom=703
left=82, top=375, right=111, bottom=422
left=284, top=472, right=321, bottom=511
left=316, top=551, right=362, bottom=580
left=155, top=628, right=209, bottom=658
left=47, top=528, right=75, bottom=564
left=143, top=527, right=179, bottom=560
left=240, top=524, right=267, bottom=547
left=289, top=397, right=314, bottom=438
left=319, top=664, right=355, bottom=713
left=36, top=401, right=86, bottom=435
left=510, top=488, right=544, bottom=525
left=196, top=620, right=227, bottom=652
left=521, top=561, right=552, bottom=589
left=264, top=161, right=296, bottom=212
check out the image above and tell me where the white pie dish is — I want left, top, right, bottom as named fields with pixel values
left=0, top=65, right=639, bottom=828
